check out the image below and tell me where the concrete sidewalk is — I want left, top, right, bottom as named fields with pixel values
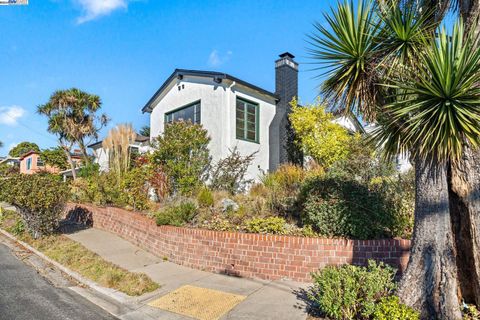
left=67, top=228, right=309, bottom=320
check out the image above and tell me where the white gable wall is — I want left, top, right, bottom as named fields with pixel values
left=149, top=75, right=278, bottom=182
left=91, top=146, right=109, bottom=172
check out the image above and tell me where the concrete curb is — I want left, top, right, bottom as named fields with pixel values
left=0, top=227, right=162, bottom=307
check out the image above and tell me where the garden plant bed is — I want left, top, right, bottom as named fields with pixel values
left=66, top=202, right=411, bottom=282
left=0, top=209, right=159, bottom=296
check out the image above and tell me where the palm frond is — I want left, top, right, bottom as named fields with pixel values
left=375, top=3, right=435, bottom=73
left=373, top=20, right=480, bottom=162
left=308, top=0, right=381, bottom=121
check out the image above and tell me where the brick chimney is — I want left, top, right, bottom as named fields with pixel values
left=274, top=52, right=300, bottom=165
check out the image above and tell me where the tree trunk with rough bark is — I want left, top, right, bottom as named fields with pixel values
left=398, top=160, right=462, bottom=320
left=447, top=4, right=480, bottom=307
left=461, top=0, right=480, bottom=38
left=61, top=141, right=77, bottom=180
left=77, top=139, right=91, bottom=165
left=449, top=148, right=480, bottom=306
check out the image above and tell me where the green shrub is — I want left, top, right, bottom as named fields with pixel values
left=155, top=201, right=197, bottom=226
left=245, top=217, right=287, bottom=234
left=463, top=304, right=480, bottom=320
left=309, top=260, right=396, bottom=320
left=197, top=187, right=214, bottom=208
left=300, top=177, right=397, bottom=239
left=262, top=164, right=305, bottom=191
left=373, top=296, right=419, bottom=320
left=0, top=163, right=19, bottom=177
left=9, top=219, right=25, bottom=236
left=78, top=162, right=100, bottom=178
left=327, top=137, right=396, bottom=185
left=0, top=174, right=68, bottom=238
left=260, top=164, right=306, bottom=216
left=40, top=147, right=69, bottom=171
left=120, top=166, right=151, bottom=211
left=151, top=121, right=211, bottom=195
left=209, top=147, right=256, bottom=194
left=70, top=171, right=124, bottom=207
left=368, top=171, right=415, bottom=239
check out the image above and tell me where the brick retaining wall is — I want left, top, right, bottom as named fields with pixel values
left=66, top=203, right=411, bottom=282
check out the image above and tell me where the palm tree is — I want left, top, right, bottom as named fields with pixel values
left=38, top=88, right=109, bottom=179
left=309, top=1, right=480, bottom=318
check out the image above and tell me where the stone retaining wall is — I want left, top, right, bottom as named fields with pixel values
left=66, top=203, right=411, bottom=282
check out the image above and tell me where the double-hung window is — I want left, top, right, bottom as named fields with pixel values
left=37, top=158, right=44, bottom=167
left=236, top=97, right=259, bottom=143
left=165, top=101, right=201, bottom=124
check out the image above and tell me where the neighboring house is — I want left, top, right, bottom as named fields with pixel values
left=20, top=151, right=57, bottom=175
left=88, top=134, right=150, bottom=172
left=19, top=151, right=82, bottom=175
left=142, top=52, right=304, bottom=181
left=0, top=156, right=20, bottom=167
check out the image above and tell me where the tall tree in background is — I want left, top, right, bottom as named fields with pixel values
left=8, top=142, right=40, bottom=157
left=38, top=88, right=109, bottom=179
left=309, top=0, right=480, bottom=318
left=139, top=125, right=150, bottom=137
left=40, top=147, right=69, bottom=171
left=289, top=99, right=352, bottom=169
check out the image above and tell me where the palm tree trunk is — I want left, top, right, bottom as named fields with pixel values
left=398, top=159, right=462, bottom=320
left=78, top=139, right=91, bottom=165
left=61, top=141, right=77, bottom=180
left=460, top=0, right=480, bottom=38
left=448, top=3, right=480, bottom=307
left=448, top=148, right=480, bottom=306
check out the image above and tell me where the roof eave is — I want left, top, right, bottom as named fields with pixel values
left=141, top=69, right=278, bottom=113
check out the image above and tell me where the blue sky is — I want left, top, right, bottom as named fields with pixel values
left=0, top=0, right=335, bottom=155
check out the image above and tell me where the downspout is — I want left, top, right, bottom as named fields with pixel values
left=226, top=81, right=236, bottom=155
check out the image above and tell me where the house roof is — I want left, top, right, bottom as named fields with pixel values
left=142, top=69, right=279, bottom=113
left=19, top=150, right=83, bottom=160
left=88, top=133, right=150, bottom=149
left=0, top=157, right=19, bottom=165
left=19, top=150, right=39, bottom=160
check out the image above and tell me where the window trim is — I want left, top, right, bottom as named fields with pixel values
left=26, top=158, right=32, bottom=170
left=236, top=96, right=259, bottom=143
left=36, top=158, right=44, bottom=167
left=164, top=100, right=201, bottom=124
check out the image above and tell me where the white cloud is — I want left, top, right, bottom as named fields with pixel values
left=75, top=0, right=129, bottom=24
left=0, top=106, right=26, bottom=126
left=208, top=50, right=232, bottom=67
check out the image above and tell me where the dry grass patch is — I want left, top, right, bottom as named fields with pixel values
left=0, top=209, right=159, bottom=296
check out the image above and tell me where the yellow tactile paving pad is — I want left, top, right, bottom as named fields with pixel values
left=148, top=285, right=246, bottom=320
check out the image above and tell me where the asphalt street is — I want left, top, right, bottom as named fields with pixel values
left=0, top=243, right=117, bottom=320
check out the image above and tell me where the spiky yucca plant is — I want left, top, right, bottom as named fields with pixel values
left=309, top=0, right=480, bottom=318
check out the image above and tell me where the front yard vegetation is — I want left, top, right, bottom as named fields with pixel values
left=0, top=174, right=68, bottom=238
left=308, top=261, right=418, bottom=320
left=65, top=119, right=414, bottom=240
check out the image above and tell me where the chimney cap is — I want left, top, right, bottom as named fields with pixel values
left=279, top=52, right=295, bottom=59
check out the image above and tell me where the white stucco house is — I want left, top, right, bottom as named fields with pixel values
left=142, top=53, right=307, bottom=181
left=141, top=52, right=365, bottom=182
